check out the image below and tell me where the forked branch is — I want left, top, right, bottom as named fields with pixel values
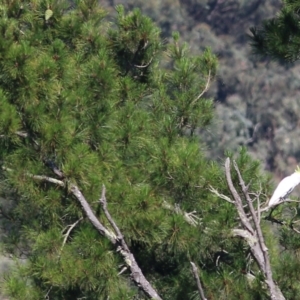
left=223, top=158, right=285, bottom=300
left=3, top=168, right=162, bottom=300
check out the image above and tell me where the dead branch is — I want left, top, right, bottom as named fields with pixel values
left=134, top=57, right=153, bottom=68
left=2, top=167, right=162, bottom=300
left=234, top=162, right=276, bottom=294
left=224, top=158, right=254, bottom=235
left=225, top=158, right=285, bottom=300
left=2, top=167, right=65, bottom=187
left=191, top=69, right=212, bottom=106
left=0, top=131, right=39, bottom=147
left=66, top=183, right=163, bottom=299
left=190, top=262, right=207, bottom=300
left=58, top=217, right=83, bottom=258
left=99, top=186, right=162, bottom=300
left=0, top=131, right=28, bottom=138
left=162, top=200, right=201, bottom=226
left=69, top=185, right=118, bottom=243
left=209, top=185, right=235, bottom=204
left=30, top=174, right=65, bottom=187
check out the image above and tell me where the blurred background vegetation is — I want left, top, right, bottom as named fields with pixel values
left=101, top=0, right=300, bottom=181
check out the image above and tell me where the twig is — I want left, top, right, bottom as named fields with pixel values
left=245, top=122, right=261, bottom=145
left=58, top=217, right=83, bottom=258
left=118, top=265, right=128, bottom=275
left=99, top=185, right=123, bottom=240
left=162, top=200, right=201, bottom=226
left=45, top=286, right=52, bottom=299
left=264, top=213, right=300, bottom=235
left=0, top=131, right=28, bottom=138
left=30, top=174, right=65, bottom=187
left=2, top=167, right=65, bottom=187
left=0, top=131, right=39, bottom=147
left=134, top=57, right=153, bottom=68
left=209, top=185, right=235, bottom=204
left=190, top=262, right=207, bottom=300
left=191, top=69, right=211, bottom=106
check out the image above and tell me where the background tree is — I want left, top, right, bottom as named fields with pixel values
left=249, top=0, right=300, bottom=63
left=0, top=0, right=292, bottom=299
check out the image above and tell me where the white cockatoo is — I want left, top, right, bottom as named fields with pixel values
left=268, top=167, right=300, bottom=208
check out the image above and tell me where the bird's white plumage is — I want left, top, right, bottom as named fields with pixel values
left=268, top=171, right=300, bottom=208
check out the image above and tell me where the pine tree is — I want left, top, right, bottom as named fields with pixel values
left=0, top=1, right=281, bottom=299
left=249, top=0, right=300, bottom=63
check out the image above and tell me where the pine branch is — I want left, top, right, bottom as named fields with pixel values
left=6, top=167, right=162, bottom=300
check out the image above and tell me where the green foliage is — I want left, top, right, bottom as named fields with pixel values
left=249, top=0, right=300, bottom=62
left=0, top=1, right=273, bottom=299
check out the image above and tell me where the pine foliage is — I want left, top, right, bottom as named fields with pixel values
left=249, top=0, right=300, bottom=62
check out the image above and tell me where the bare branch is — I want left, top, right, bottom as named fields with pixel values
left=228, top=159, right=285, bottom=300
left=191, top=69, right=212, bottom=106
left=224, top=158, right=254, bottom=234
left=233, top=161, right=268, bottom=251
left=2, top=167, right=65, bottom=187
left=190, top=262, right=207, bottom=300
left=0, top=131, right=28, bottom=138
left=118, top=265, right=128, bottom=275
left=99, top=185, right=123, bottom=240
left=134, top=57, right=153, bottom=68
left=232, top=229, right=258, bottom=247
left=162, top=200, right=201, bottom=226
left=99, top=186, right=162, bottom=300
left=58, top=217, right=83, bottom=258
left=245, top=122, right=261, bottom=145
left=209, top=185, right=235, bottom=204
left=30, top=174, right=65, bottom=187
left=70, top=185, right=117, bottom=243
left=0, top=131, right=40, bottom=147
left=15, top=131, right=28, bottom=138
